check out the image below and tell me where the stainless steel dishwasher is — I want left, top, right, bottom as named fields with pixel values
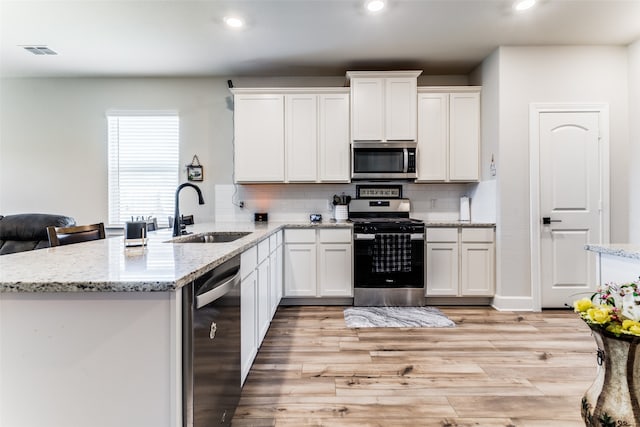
left=182, top=255, right=241, bottom=427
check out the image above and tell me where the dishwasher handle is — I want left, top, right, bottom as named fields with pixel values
left=195, top=269, right=241, bottom=309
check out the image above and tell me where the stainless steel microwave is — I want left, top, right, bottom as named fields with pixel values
left=351, top=142, right=417, bottom=180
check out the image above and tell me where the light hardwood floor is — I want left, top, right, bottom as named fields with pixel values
left=233, top=306, right=597, bottom=427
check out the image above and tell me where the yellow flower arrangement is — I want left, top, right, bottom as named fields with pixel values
left=574, top=280, right=640, bottom=337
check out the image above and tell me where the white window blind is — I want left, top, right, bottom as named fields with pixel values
left=108, top=112, right=179, bottom=227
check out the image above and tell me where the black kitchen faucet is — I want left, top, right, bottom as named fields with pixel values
left=173, top=183, right=205, bottom=237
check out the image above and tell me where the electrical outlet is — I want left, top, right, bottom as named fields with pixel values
left=239, top=201, right=244, bottom=209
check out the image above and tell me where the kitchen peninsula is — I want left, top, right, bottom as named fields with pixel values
left=0, top=221, right=346, bottom=427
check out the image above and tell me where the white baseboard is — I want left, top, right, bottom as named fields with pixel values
left=491, top=295, right=536, bottom=312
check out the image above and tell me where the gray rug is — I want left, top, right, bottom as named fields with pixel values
left=344, top=306, right=456, bottom=328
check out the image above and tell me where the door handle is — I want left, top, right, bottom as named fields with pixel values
left=542, top=217, right=562, bottom=225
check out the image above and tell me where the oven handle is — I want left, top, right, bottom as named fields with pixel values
left=354, top=233, right=424, bottom=241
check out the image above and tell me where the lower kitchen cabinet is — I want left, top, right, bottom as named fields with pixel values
left=240, top=231, right=284, bottom=386
left=240, top=247, right=258, bottom=386
left=425, top=227, right=495, bottom=297
left=284, top=228, right=352, bottom=298
left=269, top=231, right=284, bottom=317
left=256, top=239, right=271, bottom=345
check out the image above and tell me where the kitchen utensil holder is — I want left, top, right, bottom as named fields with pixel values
left=334, top=205, right=348, bottom=222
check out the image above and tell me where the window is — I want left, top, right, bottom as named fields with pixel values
left=107, top=111, right=179, bottom=227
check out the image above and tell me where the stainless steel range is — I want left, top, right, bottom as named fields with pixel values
left=350, top=186, right=425, bottom=307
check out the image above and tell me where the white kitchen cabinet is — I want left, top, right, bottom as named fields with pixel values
left=232, top=88, right=349, bottom=183
left=416, top=87, right=481, bottom=182
left=318, top=94, right=350, bottom=182
left=284, top=228, right=352, bottom=298
left=240, top=247, right=258, bottom=385
left=269, top=231, right=283, bottom=318
left=286, top=94, right=318, bottom=182
left=234, top=94, right=285, bottom=182
left=425, top=242, right=459, bottom=296
left=460, top=228, right=495, bottom=296
left=256, top=239, right=271, bottom=345
left=347, top=71, right=421, bottom=142
left=425, top=227, right=494, bottom=297
left=284, top=229, right=317, bottom=297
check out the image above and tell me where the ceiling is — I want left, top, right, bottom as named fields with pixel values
left=1, top=0, right=640, bottom=78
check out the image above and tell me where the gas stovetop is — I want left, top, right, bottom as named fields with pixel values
left=350, top=217, right=424, bottom=233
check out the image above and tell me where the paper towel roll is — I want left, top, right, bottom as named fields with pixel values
left=460, top=196, right=471, bottom=221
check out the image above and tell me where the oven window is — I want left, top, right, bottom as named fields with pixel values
left=354, top=238, right=424, bottom=288
left=353, top=149, right=404, bottom=173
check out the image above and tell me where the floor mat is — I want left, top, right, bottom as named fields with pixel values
left=343, top=306, right=456, bottom=328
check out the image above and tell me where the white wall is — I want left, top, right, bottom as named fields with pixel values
left=489, top=46, right=629, bottom=307
left=0, top=78, right=233, bottom=225
left=629, top=39, right=640, bottom=243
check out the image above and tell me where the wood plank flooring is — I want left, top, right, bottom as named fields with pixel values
left=233, top=306, right=597, bottom=427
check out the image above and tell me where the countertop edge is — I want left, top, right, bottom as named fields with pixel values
left=585, top=244, right=640, bottom=260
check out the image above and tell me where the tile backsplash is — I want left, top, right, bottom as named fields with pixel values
left=215, top=181, right=496, bottom=223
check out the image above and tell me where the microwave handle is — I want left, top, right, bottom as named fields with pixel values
left=403, top=148, right=408, bottom=173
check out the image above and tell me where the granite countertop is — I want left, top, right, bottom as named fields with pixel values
left=585, top=244, right=640, bottom=260
left=0, top=220, right=351, bottom=293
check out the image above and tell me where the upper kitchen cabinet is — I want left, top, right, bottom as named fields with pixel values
left=318, top=93, right=350, bottom=182
left=347, top=70, right=422, bottom=142
left=416, top=87, right=481, bottom=182
left=234, top=93, right=285, bottom=182
left=286, top=94, right=318, bottom=182
left=232, top=88, right=350, bottom=183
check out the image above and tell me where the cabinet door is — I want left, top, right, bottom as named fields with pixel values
left=351, top=78, right=384, bottom=141
left=319, top=94, right=350, bottom=182
left=286, top=94, right=318, bottom=182
left=460, top=243, right=495, bottom=296
left=449, top=92, right=480, bottom=181
left=425, top=243, right=459, bottom=296
left=417, top=93, right=448, bottom=181
left=240, top=269, right=257, bottom=385
left=234, top=94, right=285, bottom=182
left=318, top=243, right=353, bottom=297
left=385, top=77, right=417, bottom=141
left=269, top=250, right=280, bottom=319
left=284, top=243, right=317, bottom=297
left=257, top=259, right=270, bottom=345
left=276, top=242, right=283, bottom=302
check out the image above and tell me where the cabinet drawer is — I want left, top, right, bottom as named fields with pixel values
left=461, top=228, right=494, bottom=243
left=426, top=228, right=458, bottom=243
left=258, top=238, right=270, bottom=263
left=285, top=229, right=316, bottom=243
left=318, top=228, right=351, bottom=243
left=241, top=246, right=257, bottom=279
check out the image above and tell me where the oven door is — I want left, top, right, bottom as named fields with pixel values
left=353, top=233, right=424, bottom=289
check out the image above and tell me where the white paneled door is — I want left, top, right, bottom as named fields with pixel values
left=536, top=108, right=608, bottom=308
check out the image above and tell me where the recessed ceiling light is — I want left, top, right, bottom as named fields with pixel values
left=513, top=0, right=536, bottom=11
left=365, top=0, right=386, bottom=13
left=224, top=16, right=245, bottom=29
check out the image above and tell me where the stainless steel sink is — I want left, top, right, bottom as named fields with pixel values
left=176, top=231, right=252, bottom=243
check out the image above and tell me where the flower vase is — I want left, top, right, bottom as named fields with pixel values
left=582, top=326, right=640, bottom=426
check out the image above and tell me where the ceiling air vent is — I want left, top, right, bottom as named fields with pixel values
left=22, top=46, right=58, bottom=55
